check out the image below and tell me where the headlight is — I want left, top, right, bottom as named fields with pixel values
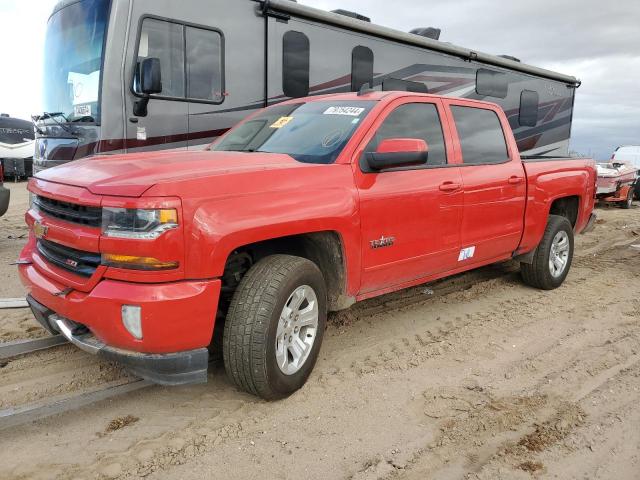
left=102, top=207, right=179, bottom=239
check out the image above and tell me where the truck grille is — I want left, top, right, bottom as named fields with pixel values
left=37, top=239, right=101, bottom=278
left=34, top=195, right=102, bottom=228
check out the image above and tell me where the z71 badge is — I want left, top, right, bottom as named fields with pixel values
left=370, top=236, right=395, bottom=249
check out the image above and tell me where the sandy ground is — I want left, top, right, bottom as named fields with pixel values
left=0, top=183, right=639, bottom=480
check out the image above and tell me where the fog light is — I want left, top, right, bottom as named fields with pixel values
left=122, top=305, right=143, bottom=340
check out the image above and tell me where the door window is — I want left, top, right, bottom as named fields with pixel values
left=186, top=28, right=224, bottom=102
left=135, top=18, right=225, bottom=103
left=136, top=19, right=185, bottom=98
left=365, top=103, right=447, bottom=166
left=451, top=106, right=509, bottom=164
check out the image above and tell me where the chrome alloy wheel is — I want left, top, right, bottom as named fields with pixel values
left=549, top=231, right=570, bottom=278
left=276, top=285, right=319, bottom=376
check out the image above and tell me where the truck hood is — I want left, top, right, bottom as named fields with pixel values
left=35, top=150, right=313, bottom=197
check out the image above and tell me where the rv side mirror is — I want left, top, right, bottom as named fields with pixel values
left=134, top=58, right=162, bottom=117
left=140, top=58, right=162, bottom=95
left=365, top=138, right=429, bottom=171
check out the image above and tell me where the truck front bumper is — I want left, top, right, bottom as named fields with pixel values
left=0, top=185, right=9, bottom=217
left=20, top=263, right=222, bottom=385
left=28, top=296, right=208, bottom=385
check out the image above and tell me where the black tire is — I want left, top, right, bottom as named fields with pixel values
left=223, top=255, right=327, bottom=400
left=521, top=215, right=574, bottom=290
left=621, top=187, right=634, bottom=209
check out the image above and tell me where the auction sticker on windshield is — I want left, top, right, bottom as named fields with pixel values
left=323, top=107, right=365, bottom=116
left=270, top=116, right=294, bottom=129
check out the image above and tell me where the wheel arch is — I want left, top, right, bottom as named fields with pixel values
left=220, top=231, right=354, bottom=313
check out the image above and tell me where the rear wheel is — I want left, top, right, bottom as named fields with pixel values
left=223, top=255, right=327, bottom=400
left=521, top=215, right=574, bottom=290
left=621, top=187, right=634, bottom=209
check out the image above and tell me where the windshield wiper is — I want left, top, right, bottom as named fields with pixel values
left=33, top=112, right=76, bottom=136
left=70, top=116, right=96, bottom=123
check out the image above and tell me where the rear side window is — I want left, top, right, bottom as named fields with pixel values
left=351, top=46, right=374, bottom=92
left=519, top=90, right=539, bottom=127
left=186, top=28, right=224, bottom=102
left=136, top=19, right=185, bottom=98
left=451, top=106, right=509, bottom=164
left=135, top=18, right=225, bottom=103
left=476, top=69, right=508, bottom=98
left=283, top=31, right=310, bottom=98
left=365, top=103, right=447, bottom=166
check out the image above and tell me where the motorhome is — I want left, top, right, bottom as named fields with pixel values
left=34, top=0, right=581, bottom=173
left=0, top=114, right=35, bottom=178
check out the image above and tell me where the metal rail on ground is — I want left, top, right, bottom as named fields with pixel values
left=0, top=379, right=153, bottom=431
left=0, top=335, right=68, bottom=361
left=0, top=298, right=28, bottom=309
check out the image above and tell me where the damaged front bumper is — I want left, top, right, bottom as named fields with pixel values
left=27, top=295, right=209, bottom=386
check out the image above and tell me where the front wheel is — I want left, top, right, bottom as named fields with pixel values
left=521, top=215, right=574, bottom=290
left=223, top=255, right=327, bottom=400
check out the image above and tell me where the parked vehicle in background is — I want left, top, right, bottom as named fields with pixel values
left=0, top=163, right=8, bottom=217
left=612, top=145, right=640, bottom=200
left=33, top=0, right=580, bottom=174
left=596, top=161, right=637, bottom=209
left=0, top=114, right=35, bottom=179
left=20, top=91, right=596, bottom=399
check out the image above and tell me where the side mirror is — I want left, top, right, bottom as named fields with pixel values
left=140, top=58, right=162, bottom=95
left=134, top=58, right=162, bottom=117
left=365, top=138, right=429, bottom=171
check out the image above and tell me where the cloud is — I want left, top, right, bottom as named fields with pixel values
left=0, top=0, right=57, bottom=122
left=306, top=0, right=640, bottom=159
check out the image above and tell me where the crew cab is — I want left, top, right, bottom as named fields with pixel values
left=19, top=92, right=596, bottom=399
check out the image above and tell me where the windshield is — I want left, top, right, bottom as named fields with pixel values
left=42, top=0, right=111, bottom=123
left=212, top=101, right=376, bottom=164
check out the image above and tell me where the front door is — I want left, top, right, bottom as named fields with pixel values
left=353, top=98, right=464, bottom=295
left=125, top=10, right=189, bottom=152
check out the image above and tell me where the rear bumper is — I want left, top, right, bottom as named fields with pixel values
left=27, top=296, right=208, bottom=385
left=0, top=185, right=9, bottom=217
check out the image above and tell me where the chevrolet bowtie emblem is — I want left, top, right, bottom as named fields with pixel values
left=33, top=220, right=49, bottom=240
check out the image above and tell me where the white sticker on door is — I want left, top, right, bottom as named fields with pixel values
left=458, top=246, right=476, bottom=262
left=136, top=127, right=147, bottom=141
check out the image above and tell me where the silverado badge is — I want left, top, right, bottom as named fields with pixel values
left=33, top=220, right=49, bottom=240
left=370, top=235, right=396, bottom=249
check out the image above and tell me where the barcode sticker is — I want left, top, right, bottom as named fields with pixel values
left=323, top=107, right=366, bottom=116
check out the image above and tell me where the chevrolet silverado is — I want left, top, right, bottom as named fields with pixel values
left=19, top=92, right=596, bottom=399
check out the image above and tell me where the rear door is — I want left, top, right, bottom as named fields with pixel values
left=444, top=101, right=526, bottom=264
left=353, top=98, right=464, bottom=295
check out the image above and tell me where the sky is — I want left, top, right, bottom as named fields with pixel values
left=0, top=0, right=638, bottom=160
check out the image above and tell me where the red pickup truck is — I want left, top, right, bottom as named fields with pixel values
left=19, top=92, right=596, bottom=399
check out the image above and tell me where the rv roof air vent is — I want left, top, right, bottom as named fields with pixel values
left=331, top=9, right=371, bottom=23
left=499, top=55, right=521, bottom=63
left=0, top=113, right=9, bottom=118
left=410, top=27, right=441, bottom=41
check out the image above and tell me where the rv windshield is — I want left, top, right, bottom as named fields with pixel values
left=42, top=0, right=110, bottom=123
left=213, top=101, right=376, bottom=164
